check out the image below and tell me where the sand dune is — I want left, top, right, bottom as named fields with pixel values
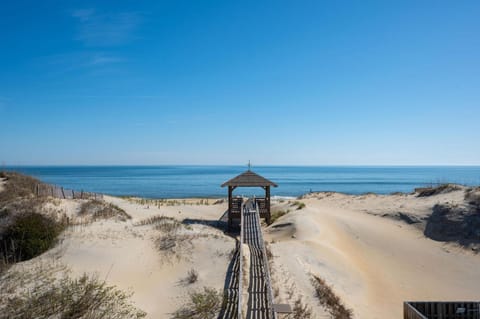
left=2, top=181, right=479, bottom=318
left=267, top=192, right=480, bottom=318
left=33, top=196, right=233, bottom=318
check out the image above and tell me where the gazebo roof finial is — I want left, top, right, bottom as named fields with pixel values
left=248, top=160, right=251, bottom=171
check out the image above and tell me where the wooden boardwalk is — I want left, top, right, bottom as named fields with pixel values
left=242, top=199, right=277, bottom=319
left=219, top=198, right=277, bottom=319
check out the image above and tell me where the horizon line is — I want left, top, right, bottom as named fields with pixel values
left=3, top=164, right=480, bottom=168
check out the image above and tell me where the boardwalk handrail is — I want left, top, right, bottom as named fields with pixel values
left=255, top=200, right=278, bottom=319
left=404, top=301, right=480, bottom=319
left=404, top=302, right=428, bottom=319
left=238, top=201, right=244, bottom=319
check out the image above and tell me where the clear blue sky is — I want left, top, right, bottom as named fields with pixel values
left=1, top=1, right=479, bottom=165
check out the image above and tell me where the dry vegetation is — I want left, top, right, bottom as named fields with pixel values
left=269, top=209, right=290, bottom=225
left=134, top=214, right=177, bottom=227
left=134, top=214, right=212, bottom=261
left=0, top=172, right=147, bottom=317
left=286, top=298, right=313, bottom=319
left=291, top=201, right=306, bottom=210
left=171, top=287, right=222, bottom=319
left=184, top=268, right=199, bottom=285
left=0, top=172, right=40, bottom=205
left=415, top=184, right=462, bottom=197
left=311, top=275, right=353, bottom=319
left=124, top=197, right=221, bottom=207
left=0, top=263, right=146, bottom=319
left=79, top=199, right=131, bottom=222
left=465, top=187, right=480, bottom=208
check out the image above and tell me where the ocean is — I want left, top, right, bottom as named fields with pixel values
left=4, top=166, right=480, bottom=199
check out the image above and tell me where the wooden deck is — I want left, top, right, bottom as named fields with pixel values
left=405, top=302, right=480, bottom=319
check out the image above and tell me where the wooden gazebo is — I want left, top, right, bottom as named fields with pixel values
left=221, top=169, right=278, bottom=230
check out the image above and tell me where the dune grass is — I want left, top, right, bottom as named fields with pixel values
left=171, top=287, right=222, bottom=319
left=465, top=187, right=480, bottom=207
left=79, top=199, right=131, bottom=222
left=311, top=274, right=353, bottom=319
left=269, top=209, right=290, bottom=225
left=415, top=184, right=462, bottom=197
left=0, top=265, right=146, bottom=319
left=0, top=172, right=40, bottom=206
left=293, top=201, right=306, bottom=210
left=286, top=298, right=313, bottom=319
left=184, top=268, right=199, bottom=284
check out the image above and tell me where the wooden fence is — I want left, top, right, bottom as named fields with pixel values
left=405, top=302, right=480, bottom=319
left=35, top=184, right=103, bottom=200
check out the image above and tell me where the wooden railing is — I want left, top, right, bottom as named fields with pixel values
left=404, top=302, right=428, bottom=319
left=405, top=302, right=480, bottom=319
left=238, top=202, right=244, bottom=319
left=255, top=200, right=277, bottom=319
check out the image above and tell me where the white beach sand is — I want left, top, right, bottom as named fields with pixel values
left=2, top=188, right=479, bottom=318
left=266, top=190, right=480, bottom=318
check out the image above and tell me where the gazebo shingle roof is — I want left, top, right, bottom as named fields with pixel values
left=221, top=170, right=278, bottom=188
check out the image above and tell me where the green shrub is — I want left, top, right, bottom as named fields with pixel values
left=0, top=212, right=65, bottom=262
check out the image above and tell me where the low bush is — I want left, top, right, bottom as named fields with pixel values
left=0, top=212, right=66, bottom=263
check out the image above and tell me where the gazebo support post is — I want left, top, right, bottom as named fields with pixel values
left=266, top=185, right=271, bottom=224
left=228, top=186, right=233, bottom=231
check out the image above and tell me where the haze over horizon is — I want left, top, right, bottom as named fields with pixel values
left=1, top=1, right=479, bottom=166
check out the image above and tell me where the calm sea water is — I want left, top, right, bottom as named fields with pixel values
left=5, top=166, right=480, bottom=198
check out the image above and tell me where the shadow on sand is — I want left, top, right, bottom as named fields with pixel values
left=181, top=210, right=241, bottom=318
